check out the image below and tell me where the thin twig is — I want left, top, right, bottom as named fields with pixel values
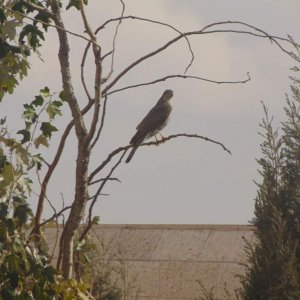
left=79, top=0, right=102, bottom=145
left=32, top=91, right=97, bottom=236
left=88, top=146, right=128, bottom=183
left=103, top=21, right=300, bottom=94
left=80, top=151, right=126, bottom=242
left=31, top=120, right=74, bottom=236
left=96, top=15, right=195, bottom=74
left=91, top=95, right=108, bottom=148
left=87, top=193, right=109, bottom=199
left=39, top=205, right=72, bottom=228
left=104, top=0, right=125, bottom=81
left=89, top=132, right=231, bottom=183
left=152, top=133, right=232, bottom=154
left=89, top=177, right=121, bottom=186
left=21, top=0, right=53, bottom=16
left=79, top=0, right=96, bottom=40
left=107, top=72, right=251, bottom=95
left=202, top=29, right=300, bottom=62
left=80, top=39, right=93, bottom=102
left=101, top=50, right=113, bottom=61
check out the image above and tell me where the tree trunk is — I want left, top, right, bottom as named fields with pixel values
left=61, top=143, right=90, bottom=278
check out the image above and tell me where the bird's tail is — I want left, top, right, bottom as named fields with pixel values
left=125, top=145, right=139, bottom=163
left=126, top=131, right=145, bottom=163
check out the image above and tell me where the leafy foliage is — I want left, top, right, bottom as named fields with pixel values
left=0, top=89, right=92, bottom=298
left=16, top=87, right=63, bottom=148
left=0, top=122, right=57, bottom=298
left=0, top=1, right=51, bottom=101
left=240, top=75, right=300, bottom=299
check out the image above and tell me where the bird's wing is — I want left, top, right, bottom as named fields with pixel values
left=136, top=103, right=172, bottom=132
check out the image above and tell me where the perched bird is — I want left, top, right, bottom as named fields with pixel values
left=125, top=89, right=173, bottom=163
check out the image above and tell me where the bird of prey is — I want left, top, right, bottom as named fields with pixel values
left=125, top=89, right=173, bottom=163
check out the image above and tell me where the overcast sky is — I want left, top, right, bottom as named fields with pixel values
left=3, top=0, right=300, bottom=224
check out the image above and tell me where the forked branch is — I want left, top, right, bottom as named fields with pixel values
left=103, top=21, right=300, bottom=94
left=89, top=132, right=231, bottom=184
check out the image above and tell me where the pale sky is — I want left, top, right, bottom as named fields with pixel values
left=3, top=0, right=300, bottom=224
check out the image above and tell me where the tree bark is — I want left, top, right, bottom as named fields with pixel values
left=61, top=144, right=90, bottom=278
left=50, top=0, right=90, bottom=278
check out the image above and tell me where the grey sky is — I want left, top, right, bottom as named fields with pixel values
left=2, top=0, right=300, bottom=224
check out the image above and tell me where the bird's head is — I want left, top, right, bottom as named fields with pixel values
left=163, top=89, right=174, bottom=100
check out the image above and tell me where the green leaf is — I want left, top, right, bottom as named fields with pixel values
left=66, top=0, right=80, bottom=10
left=32, top=95, right=44, bottom=107
left=34, top=134, right=49, bottom=149
left=9, top=272, right=19, bottom=289
left=17, top=129, right=31, bottom=144
left=13, top=204, right=32, bottom=225
left=66, top=0, right=88, bottom=10
left=17, top=177, right=32, bottom=194
left=23, top=104, right=37, bottom=122
left=46, top=100, right=63, bottom=119
left=6, top=254, right=19, bottom=272
left=0, top=116, right=6, bottom=125
left=19, top=24, right=44, bottom=51
left=40, top=122, right=58, bottom=138
left=40, top=86, right=50, bottom=98
left=43, top=266, right=56, bottom=283
left=59, top=90, right=66, bottom=101
left=13, top=195, right=27, bottom=206
left=0, top=164, right=14, bottom=198
left=92, top=216, right=100, bottom=225
left=12, top=2, right=25, bottom=13
left=33, top=11, right=51, bottom=31
left=0, top=8, right=6, bottom=24
left=0, top=202, right=8, bottom=220
left=32, top=285, right=42, bottom=299
left=28, top=154, right=43, bottom=170
left=12, top=143, right=30, bottom=165
left=5, top=218, right=16, bottom=234
left=2, top=20, right=20, bottom=41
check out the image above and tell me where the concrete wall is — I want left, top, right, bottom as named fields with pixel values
left=45, top=224, right=254, bottom=299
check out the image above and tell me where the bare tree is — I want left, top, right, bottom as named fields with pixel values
left=3, top=0, right=299, bottom=279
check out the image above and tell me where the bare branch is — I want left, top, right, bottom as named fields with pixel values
left=153, top=133, right=232, bottom=154
left=104, top=0, right=125, bottom=81
left=101, top=50, right=113, bottom=61
left=39, top=205, right=72, bottom=228
left=32, top=93, right=97, bottom=237
left=51, top=0, right=87, bottom=139
left=85, top=50, right=102, bottom=143
left=88, top=146, right=129, bottom=184
left=202, top=30, right=300, bottom=62
left=79, top=0, right=96, bottom=40
left=91, top=95, right=108, bottom=148
left=80, top=151, right=126, bottom=242
left=87, top=193, right=109, bottom=199
left=103, top=20, right=300, bottom=94
left=89, top=177, right=121, bottom=186
left=89, top=132, right=231, bottom=184
left=107, top=72, right=251, bottom=95
left=96, top=15, right=195, bottom=75
left=79, top=1, right=102, bottom=145
left=31, top=119, right=74, bottom=237
left=80, top=38, right=93, bottom=102
left=201, top=20, right=300, bottom=48
left=79, top=3, right=124, bottom=103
